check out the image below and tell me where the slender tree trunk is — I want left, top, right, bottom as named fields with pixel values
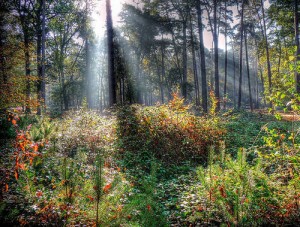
left=238, top=0, right=244, bottom=109
left=213, top=0, right=220, bottom=111
left=182, top=20, right=188, bottom=100
left=0, top=5, right=7, bottom=87
left=106, top=0, right=116, bottom=106
left=41, top=0, right=46, bottom=110
left=86, top=40, right=92, bottom=107
left=24, top=32, right=31, bottom=114
left=223, top=0, right=228, bottom=110
left=190, top=15, right=200, bottom=106
left=160, top=40, right=165, bottom=103
left=37, top=0, right=42, bottom=115
left=136, top=56, right=142, bottom=103
left=260, top=0, right=272, bottom=97
left=277, top=40, right=282, bottom=76
left=86, top=0, right=92, bottom=108
left=62, top=73, right=68, bottom=110
left=232, top=42, right=236, bottom=108
left=244, top=31, right=253, bottom=111
left=255, top=60, right=259, bottom=109
left=295, top=0, right=300, bottom=93
left=254, top=34, right=266, bottom=108
left=0, top=39, right=6, bottom=85
left=196, top=0, right=207, bottom=113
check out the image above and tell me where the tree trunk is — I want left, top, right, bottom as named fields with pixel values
left=190, top=15, right=200, bottom=106
left=106, top=0, right=116, bottom=106
left=244, top=30, right=253, bottom=111
left=238, top=0, right=244, bottom=109
left=24, top=31, right=31, bottom=114
left=86, top=40, right=93, bottom=108
left=223, top=0, right=228, bottom=110
left=261, top=0, right=272, bottom=97
left=295, top=0, right=300, bottom=93
left=232, top=42, right=236, bottom=108
left=213, top=0, right=220, bottom=111
left=182, top=20, right=188, bottom=100
left=85, top=0, right=93, bottom=108
left=36, top=0, right=43, bottom=115
left=196, top=0, right=207, bottom=113
left=41, top=0, right=46, bottom=110
left=160, top=39, right=165, bottom=104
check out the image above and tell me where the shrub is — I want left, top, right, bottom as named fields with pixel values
left=116, top=93, right=225, bottom=167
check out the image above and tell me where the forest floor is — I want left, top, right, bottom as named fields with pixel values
left=1, top=102, right=300, bottom=226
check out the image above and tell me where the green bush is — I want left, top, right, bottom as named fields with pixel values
left=116, top=94, right=225, bottom=168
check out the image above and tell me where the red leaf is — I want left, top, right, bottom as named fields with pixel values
left=14, top=170, right=19, bottom=180
left=5, top=184, right=8, bottom=192
left=33, top=144, right=39, bottom=152
left=87, top=195, right=94, bottom=201
left=36, top=190, right=43, bottom=197
left=147, top=204, right=151, bottom=211
left=103, top=183, right=112, bottom=193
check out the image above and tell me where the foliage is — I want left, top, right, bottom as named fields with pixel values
left=183, top=114, right=300, bottom=226
left=116, top=93, right=225, bottom=169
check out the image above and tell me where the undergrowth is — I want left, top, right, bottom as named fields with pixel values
left=1, top=96, right=300, bottom=226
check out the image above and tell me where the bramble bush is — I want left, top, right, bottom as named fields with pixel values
left=116, top=93, right=225, bottom=169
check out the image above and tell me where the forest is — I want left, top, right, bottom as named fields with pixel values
left=0, top=0, right=300, bottom=226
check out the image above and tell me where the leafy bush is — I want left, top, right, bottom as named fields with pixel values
left=116, top=93, right=225, bottom=168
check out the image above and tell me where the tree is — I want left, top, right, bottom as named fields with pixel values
left=48, top=0, right=84, bottom=111
left=106, top=0, right=116, bottom=106
left=36, top=0, right=46, bottom=115
left=260, top=0, right=272, bottom=97
left=196, top=0, right=208, bottom=113
left=295, top=0, right=300, bottom=93
left=13, top=0, right=36, bottom=113
left=238, top=0, right=245, bottom=109
left=212, top=0, right=220, bottom=111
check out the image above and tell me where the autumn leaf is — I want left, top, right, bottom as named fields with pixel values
left=147, top=204, right=151, bottom=211
left=14, top=169, right=19, bottom=180
left=103, top=183, right=112, bottom=193
left=12, top=119, right=17, bottom=125
left=36, top=190, right=43, bottom=197
left=18, top=163, right=26, bottom=170
left=33, top=144, right=39, bottom=152
left=5, top=184, right=8, bottom=192
left=87, top=195, right=94, bottom=202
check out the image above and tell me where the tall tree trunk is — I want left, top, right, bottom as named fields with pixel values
left=213, top=0, right=220, bottom=111
left=254, top=34, right=266, bottom=108
left=244, top=30, right=253, bottom=111
left=182, top=20, right=188, bottom=100
left=260, top=0, right=272, bottom=97
left=106, top=0, right=116, bottom=106
left=41, top=0, right=46, bottom=111
left=196, top=0, right=207, bottom=113
left=238, top=0, right=244, bottom=109
left=24, top=32, right=31, bottom=114
left=223, top=0, right=228, bottom=110
left=160, top=40, right=165, bottom=103
left=232, top=42, right=236, bottom=108
left=36, top=0, right=43, bottom=115
left=86, top=40, right=92, bottom=107
left=190, top=15, right=200, bottom=106
left=295, top=0, right=300, bottom=93
left=86, top=0, right=92, bottom=108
